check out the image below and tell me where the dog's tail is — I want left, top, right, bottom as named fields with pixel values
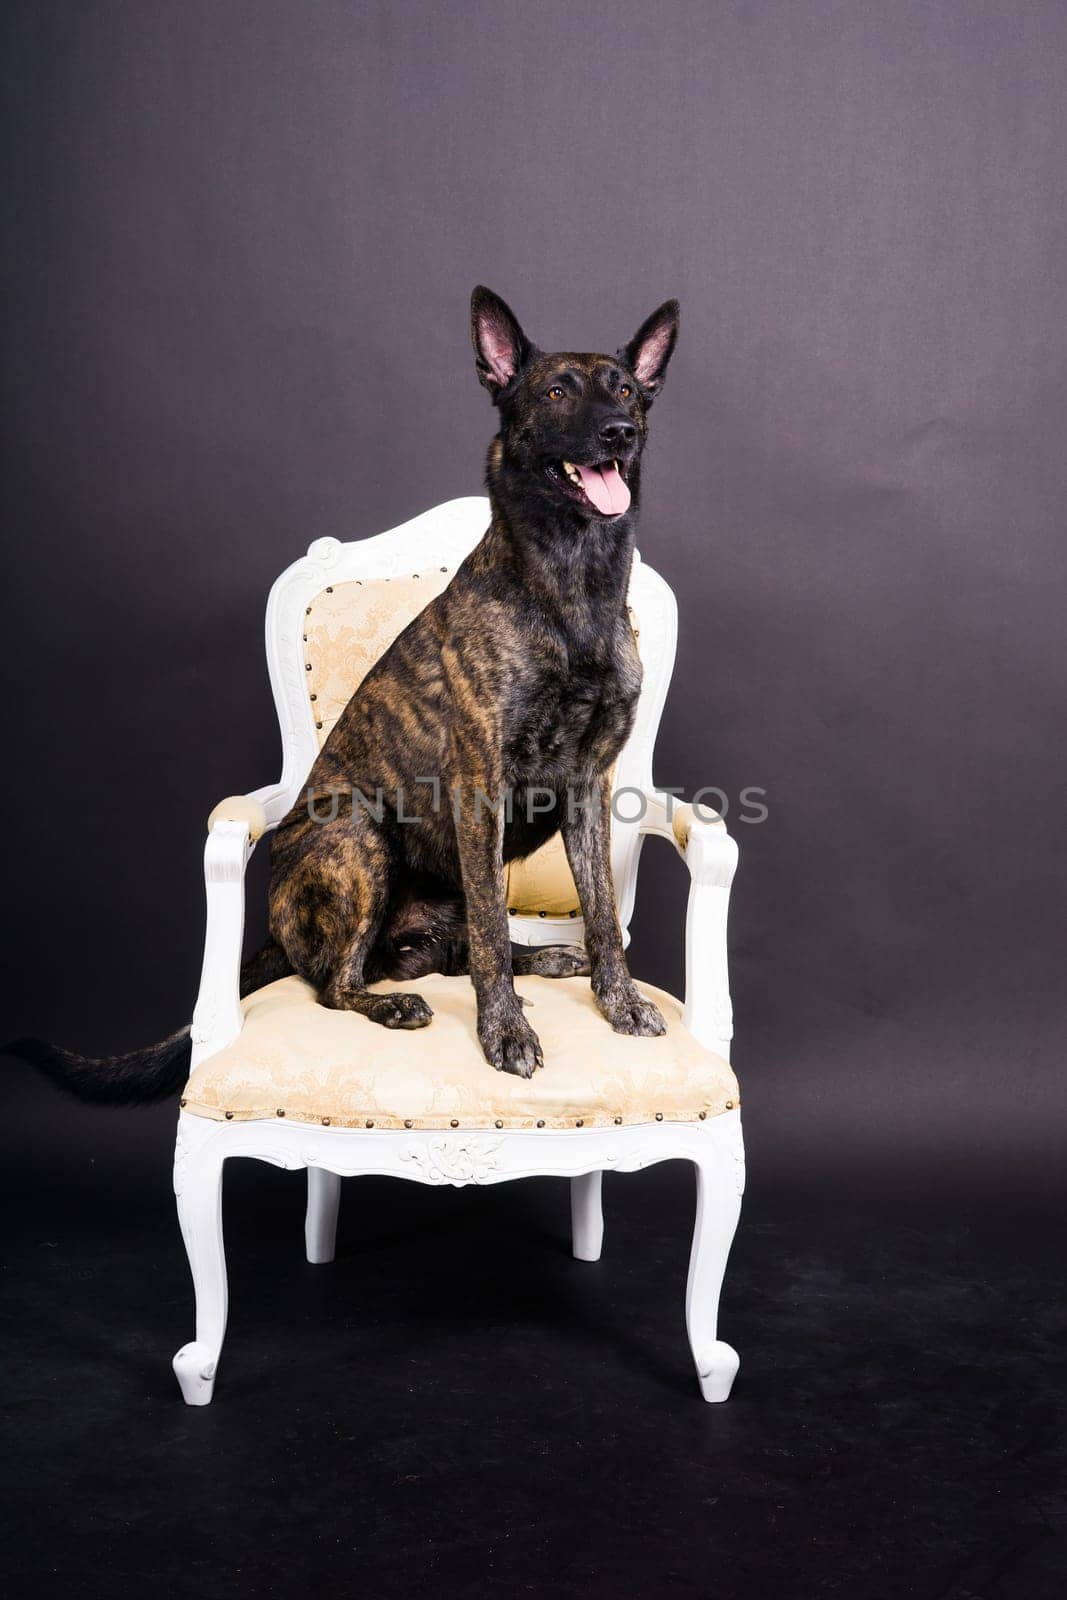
left=5, top=940, right=294, bottom=1105
left=8, top=1026, right=196, bottom=1105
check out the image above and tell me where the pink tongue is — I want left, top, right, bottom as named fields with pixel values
left=575, top=462, right=631, bottom=517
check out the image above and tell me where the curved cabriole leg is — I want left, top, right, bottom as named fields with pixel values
left=686, top=1136, right=743, bottom=1402
left=172, top=1119, right=228, bottom=1406
left=305, top=1168, right=342, bottom=1264
left=570, top=1170, right=604, bottom=1261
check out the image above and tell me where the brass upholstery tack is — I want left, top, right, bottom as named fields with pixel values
left=536, top=1120, right=545, bottom=1128
left=225, top=1110, right=234, bottom=1120
left=276, top=1108, right=285, bottom=1117
left=450, top=1119, right=459, bottom=1128
left=655, top=1112, right=664, bottom=1121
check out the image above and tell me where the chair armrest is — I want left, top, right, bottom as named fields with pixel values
left=190, top=783, right=295, bottom=1068
left=206, top=780, right=298, bottom=843
left=189, top=815, right=254, bottom=1070
left=636, top=789, right=738, bottom=1060
left=207, top=793, right=270, bottom=841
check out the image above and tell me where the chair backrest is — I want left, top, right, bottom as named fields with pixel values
left=262, top=497, right=678, bottom=944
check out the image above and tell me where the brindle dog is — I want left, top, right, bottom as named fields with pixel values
left=10, top=288, right=680, bottom=1099
left=266, top=288, right=679, bottom=1076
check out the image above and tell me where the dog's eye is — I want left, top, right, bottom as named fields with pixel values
left=619, top=384, right=633, bottom=399
left=547, top=386, right=565, bottom=400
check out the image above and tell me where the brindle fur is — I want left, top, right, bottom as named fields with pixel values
left=267, top=288, right=680, bottom=1077
left=8, top=288, right=680, bottom=1099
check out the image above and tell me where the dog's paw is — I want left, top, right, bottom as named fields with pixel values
left=480, top=1010, right=544, bottom=1078
left=596, top=985, right=667, bottom=1038
left=365, top=993, right=434, bottom=1030
left=518, top=944, right=591, bottom=979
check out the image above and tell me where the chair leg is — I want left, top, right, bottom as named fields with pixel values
left=172, top=1132, right=227, bottom=1407
left=570, top=1171, right=604, bottom=1261
left=685, top=1151, right=742, bottom=1402
left=305, top=1168, right=342, bottom=1264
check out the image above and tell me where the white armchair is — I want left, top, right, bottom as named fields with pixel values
left=173, top=498, right=743, bottom=1406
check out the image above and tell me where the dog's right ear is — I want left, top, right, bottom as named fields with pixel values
left=471, top=287, right=533, bottom=399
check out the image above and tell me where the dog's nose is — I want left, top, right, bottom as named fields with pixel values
left=599, top=417, right=637, bottom=450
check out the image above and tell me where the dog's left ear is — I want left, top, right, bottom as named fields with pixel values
left=471, top=286, right=534, bottom=399
left=619, top=300, right=680, bottom=401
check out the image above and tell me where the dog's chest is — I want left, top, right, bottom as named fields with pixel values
left=503, top=634, right=641, bottom=778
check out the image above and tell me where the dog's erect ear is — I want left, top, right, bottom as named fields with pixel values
left=619, top=300, right=680, bottom=400
left=471, top=286, right=533, bottom=398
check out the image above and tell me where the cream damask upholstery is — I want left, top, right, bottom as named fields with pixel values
left=183, top=974, right=739, bottom=1131
left=301, top=574, right=642, bottom=917
left=503, top=831, right=583, bottom=917
left=303, top=571, right=454, bottom=744
left=207, top=794, right=269, bottom=841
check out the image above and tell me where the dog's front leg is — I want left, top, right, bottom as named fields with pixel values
left=452, top=756, right=544, bottom=1078
left=562, top=771, right=666, bottom=1038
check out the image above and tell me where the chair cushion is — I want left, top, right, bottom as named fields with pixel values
left=183, top=975, right=739, bottom=1131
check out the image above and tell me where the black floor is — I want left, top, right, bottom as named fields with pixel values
left=2, top=1134, right=1065, bottom=1600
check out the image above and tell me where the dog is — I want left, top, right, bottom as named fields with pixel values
left=10, top=286, right=680, bottom=1099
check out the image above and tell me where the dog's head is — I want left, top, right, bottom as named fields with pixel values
left=471, top=287, right=679, bottom=522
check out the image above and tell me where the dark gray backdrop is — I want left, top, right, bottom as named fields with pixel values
left=4, top=0, right=1065, bottom=1192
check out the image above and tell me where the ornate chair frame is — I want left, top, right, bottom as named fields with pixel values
left=174, top=498, right=743, bottom=1405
